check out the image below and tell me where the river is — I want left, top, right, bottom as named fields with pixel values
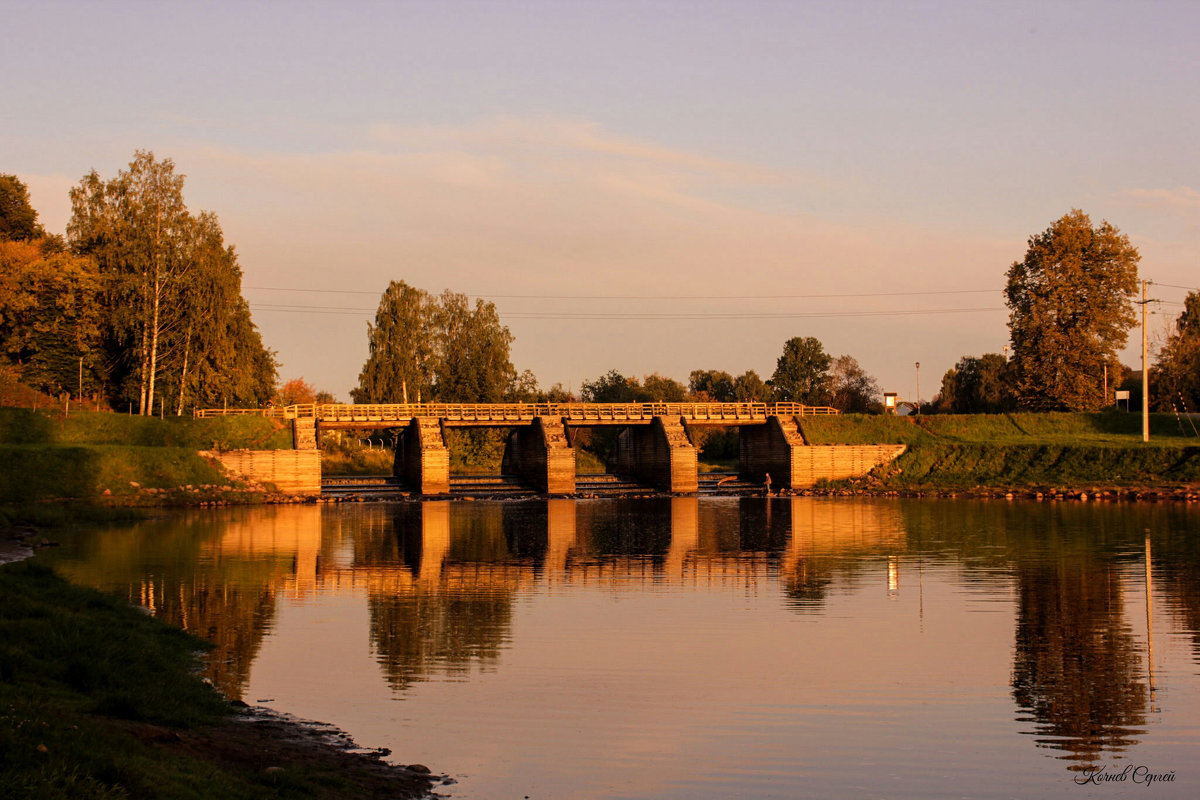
left=37, top=497, right=1200, bottom=798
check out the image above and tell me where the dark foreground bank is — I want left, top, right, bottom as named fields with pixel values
left=0, top=557, right=440, bottom=799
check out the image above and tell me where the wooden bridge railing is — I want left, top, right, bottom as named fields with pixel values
left=195, top=402, right=839, bottom=422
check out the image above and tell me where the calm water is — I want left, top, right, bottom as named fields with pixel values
left=39, top=498, right=1200, bottom=799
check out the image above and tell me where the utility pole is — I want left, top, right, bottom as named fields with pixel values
left=1141, top=279, right=1151, bottom=443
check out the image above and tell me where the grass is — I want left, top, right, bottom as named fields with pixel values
left=0, top=445, right=234, bottom=503
left=0, top=560, right=433, bottom=799
left=321, top=446, right=394, bottom=476
left=869, top=443, right=1200, bottom=489
left=0, top=561, right=239, bottom=798
left=798, top=412, right=1200, bottom=491
left=0, top=408, right=293, bottom=450
left=0, top=408, right=295, bottom=504
left=800, top=411, right=1198, bottom=446
left=798, top=414, right=936, bottom=445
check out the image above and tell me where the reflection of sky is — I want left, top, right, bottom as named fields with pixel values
left=229, top=499, right=1200, bottom=799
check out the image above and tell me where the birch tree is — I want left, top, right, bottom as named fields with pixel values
left=69, top=152, right=191, bottom=414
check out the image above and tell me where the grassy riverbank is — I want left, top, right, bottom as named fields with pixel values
left=0, top=559, right=437, bottom=799
left=801, top=412, right=1200, bottom=491
left=0, top=409, right=292, bottom=503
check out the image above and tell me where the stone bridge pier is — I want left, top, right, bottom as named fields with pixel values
left=394, top=417, right=450, bottom=495
left=501, top=417, right=577, bottom=494
left=609, top=417, right=699, bottom=493
left=739, top=415, right=807, bottom=488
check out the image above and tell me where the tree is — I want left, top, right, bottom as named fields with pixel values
left=1154, top=291, right=1200, bottom=412
left=276, top=377, right=318, bottom=406
left=0, top=240, right=104, bottom=397
left=433, top=290, right=515, bottom=402
left=352, top=283, right=517, bottom=404
left=1005, top=210, right=1140, bottom=411
left=162, top=212, right=275, bottom=411
left=769, top=336, right=831, bottom=404
left=70, top=152, right=193, bottom=414
left=689, top=369, right=735, bottom=401
left=0, top=174, right=45, bottom=242
left=67, top=154, right=276, bottom=412
left=733, top=370, right=768, bottom=402
left=642, top=373, right=688, bottom=402
left=580, top=369, right=647, bottom=403
left=827, top=355, right=880, bottom=413
left=352, top=281, right=436, bottom=403
left=936, top=353, right=1015, bottom=413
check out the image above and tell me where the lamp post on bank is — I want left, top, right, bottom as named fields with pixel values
left=915, top=362, right=921, bottom=415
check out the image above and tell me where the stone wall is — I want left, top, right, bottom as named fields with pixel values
left=791, top=444, right=908, bottom=487
left=202, top=449, right=321, bottom=495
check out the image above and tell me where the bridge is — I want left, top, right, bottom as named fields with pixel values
left=196, top=402, right=905, bottom=496
left=196, top=401, right=838, bottom=427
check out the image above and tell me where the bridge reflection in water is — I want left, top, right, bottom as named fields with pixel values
left=200, top=498, right=909, bottom=600
left=42, top=498, right=1200, bottom=777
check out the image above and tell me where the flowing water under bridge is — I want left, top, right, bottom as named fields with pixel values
left=196, top=402, right=905, bottom=495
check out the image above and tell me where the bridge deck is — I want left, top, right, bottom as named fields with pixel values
left=196, top=401, right=838, bottom=427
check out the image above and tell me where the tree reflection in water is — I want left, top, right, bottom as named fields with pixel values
left=1011, top=557, right=1147, bottom=768
left=364, top=503, right=515, bottom=691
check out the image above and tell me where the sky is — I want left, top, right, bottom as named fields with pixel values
left=4, top=0, right=1198, bottom=402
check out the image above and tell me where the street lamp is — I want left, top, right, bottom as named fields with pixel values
left=915, top=362, right=921, bottom=415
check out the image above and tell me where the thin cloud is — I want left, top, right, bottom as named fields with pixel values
left=366, top=116, right=797, bottom=185
left=1127, top=186, right=1200, bottom=214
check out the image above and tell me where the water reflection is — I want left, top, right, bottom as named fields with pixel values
left=39, top=498, right=1200, bottom=783
left=1011, top=555, right=1147, bottom=767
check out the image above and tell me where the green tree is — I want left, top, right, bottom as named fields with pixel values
left=0, top=240, right=104, bottom=397
left=769, top=336, right=832, bottom=404
left=352, top=283, right=517, bottom=404
left=69, top=152, right=193, bottom=414
left=163, top=212, right=275, bottom=411
left=827, top=354, right=879, bottom=413
left=936, top=353, right=1015, bottom=413
left=433, top=290, right=515, bottom=402
left=0, top=174, right=45, bottom=242
left=352, top=281, right=437, bottom=403
left=580, top=369, right=647, bottom=403
left=642, top=373, right=688, bottom=402
left=1154, top=291, right=1200, bottom=412
left=733, top=370, right=768, bottom=402
left=689, top=369, right=736, bottom=401
left=1005, top=210, right=1140, bottom=411
left=67, top=155, right=275, bottom=413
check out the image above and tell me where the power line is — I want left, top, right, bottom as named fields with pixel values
left=249, top=304, right=1005, bottom=320
left=1154, top=282, right=1200, bottom=292
left=244, top=285, right=1002, bottom=301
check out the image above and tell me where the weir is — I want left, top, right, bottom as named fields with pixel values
left=198, top=402, right=905, bottom=496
